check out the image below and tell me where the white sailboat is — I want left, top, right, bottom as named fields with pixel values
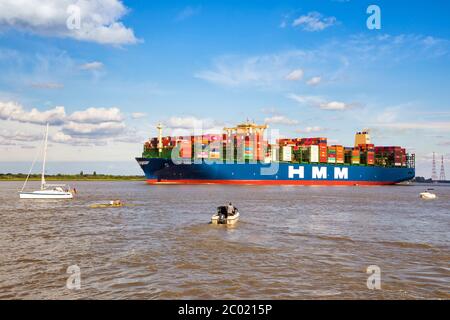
left=19, top=124, right=74, bottom=199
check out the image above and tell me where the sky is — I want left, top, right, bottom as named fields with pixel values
left=0, top=0, right=449, bottom=177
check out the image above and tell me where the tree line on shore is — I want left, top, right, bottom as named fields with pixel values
left=0, top=171, right=145, bottom=180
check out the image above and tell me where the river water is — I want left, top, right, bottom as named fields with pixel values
left=0, top=181, right=448, bottom=299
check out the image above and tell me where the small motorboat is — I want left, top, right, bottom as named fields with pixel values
left=90, top=200, right=124, bottom=208
left=419, top=189, right=437, bottom=200
left=211, top=206, right=240, bottom=225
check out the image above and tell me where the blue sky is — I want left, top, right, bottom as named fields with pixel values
left=0, top=0, right=449, bottom=177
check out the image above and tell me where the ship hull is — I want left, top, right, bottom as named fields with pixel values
left=136, top=158, right=415, bottom=186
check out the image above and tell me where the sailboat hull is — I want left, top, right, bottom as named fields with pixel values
left=19, top=191, right=73, bottom=199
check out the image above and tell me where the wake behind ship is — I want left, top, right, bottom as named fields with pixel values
left=136, top=122, right=415, bottom=185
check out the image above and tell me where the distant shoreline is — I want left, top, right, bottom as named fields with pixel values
left=0, top=174, right=145, bottom=181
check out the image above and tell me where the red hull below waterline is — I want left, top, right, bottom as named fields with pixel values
left=146, top=179, right=397, bottom=186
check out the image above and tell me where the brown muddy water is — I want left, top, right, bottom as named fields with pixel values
left=0, top=181, right=449, bottom=299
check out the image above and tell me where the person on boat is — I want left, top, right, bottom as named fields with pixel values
left=227, top=202, right=235, bottom=216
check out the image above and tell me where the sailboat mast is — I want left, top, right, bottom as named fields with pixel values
left=41, top=123, right=49, bottom=190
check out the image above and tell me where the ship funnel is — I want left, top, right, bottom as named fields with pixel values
left=354, top=130, right=371, bottom=147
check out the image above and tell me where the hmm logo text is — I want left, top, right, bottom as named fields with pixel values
left=288, top=166, right=349, bottom=180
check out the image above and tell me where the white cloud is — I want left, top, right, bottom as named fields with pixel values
left=296, top=126, right=323, bottom=133
left=131, top=112, right=147, bottom=119
left=196, top=34, right=449, bottom=89
left=288, top=94, right=357, bottom=111
left=62, top=121, right=125, bottom=137
left=319, top=101, right=348, bottom=110
left=0, top=101, right=124, bottom=125
left=51, top=131, right=72, bottom=143
left=165, top=116, right=219, bottom=130
left=68, top=107, right=123, bottom=123
left=292, top=12, right=337, bottom=31
left=306, top=76, right=321, bottom=86
left=195, top=51, right=312, bottom=88
left=0, top=101, right=66, bottom=125
left=285, top=69, right=304, bottom=81
left=346, top=34, right=450, bottom=62
left=0, top=129, right=42, bottom=142
left=80, top=61, right=104, bottom=70
left=0, top=0, right=139, bottom=45
left=264, top=115, right=299, bottom=126
left=0, top=101, right=131, bottom=146
left=287, top=94, right=322, bottom=106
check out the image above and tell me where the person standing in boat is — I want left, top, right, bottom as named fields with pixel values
left=227, top=202, right=235, bottom=216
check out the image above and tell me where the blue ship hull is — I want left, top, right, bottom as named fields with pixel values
left=136, top=158, right=415, bottom=185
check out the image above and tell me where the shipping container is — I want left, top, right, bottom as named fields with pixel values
left=310, top=145, right=319, bottom=163
left=209, top=151, right=221, bottom=159
left=299, top=137, right=327, bottom=146
left=281, top=146, right=292, bottom=162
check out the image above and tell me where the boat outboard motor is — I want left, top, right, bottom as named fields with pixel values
left=218, top=206, right=227, bottom=224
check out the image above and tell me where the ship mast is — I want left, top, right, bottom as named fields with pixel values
left=157, top=123, right=163, bottom=155
left=41, top=123, right=49, bottom=190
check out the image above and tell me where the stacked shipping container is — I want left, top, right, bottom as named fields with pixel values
left=142, top=130, right=410, bottom=168
left=374, top=146, right=405, bottom=167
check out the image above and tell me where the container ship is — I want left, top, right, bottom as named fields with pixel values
left=136, top=122, right=415, bottom=185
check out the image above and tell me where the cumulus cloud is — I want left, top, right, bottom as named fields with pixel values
left=285, top=69, right=304, bottom=81
left=264, top=115, right=299, bottom=126
left=288, top=94, right=357, bottom=111
left=0, top=0, right=139, bottom=45
left=306, top=76, right=321, bottom=86
left=68, top=107, right=123, bottom=123
left=0, top=101, right=125, bottom=126
left=0, top=101, right=66, bottom=125
left=62, top=121, right=126, bottom=137
left=292, top=12, right=337, bottom=31
left=0, top=101, right=130, bottom=146
left=80, top=61, right=104, bottom=70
